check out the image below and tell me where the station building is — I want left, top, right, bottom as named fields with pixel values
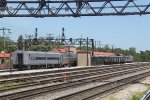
left=0, top=52, right=10, bottom=69
left=0, top=53, right=10, bottom=64
left=51, top=46, right=77, bottom=53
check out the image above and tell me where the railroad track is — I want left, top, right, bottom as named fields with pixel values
left=0, top=64, right=136, bottom=84
left=141, top=89, right=150, bottom=100
left=0, top=63, right=146, bottom=92
left=0, top=63, right=142, bottom=82
left=0, top=63, right=142, bottom=79
left=55, top=69, right=150, bottom=100
left=0, top=69, right=16, bottom=73
left=0, top=63, right=150, bottom=100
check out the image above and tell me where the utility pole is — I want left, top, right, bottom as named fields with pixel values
left=95, top=41, right=97, bottom=51
left=98, top=41, right=101, bottom=52
left=111, top=45, right=115, bottom=53
left=0, top=27, right=11, bottom=63
left=7, top=31, right=12, bottom=73
left=91, top=39, right=94, bottom=56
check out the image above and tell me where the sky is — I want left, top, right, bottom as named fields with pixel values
left=0, top=0, right=150, bottom=52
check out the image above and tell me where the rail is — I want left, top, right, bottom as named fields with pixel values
left=0, top=64, right=150, bottom=99
left=141, top=90, right=150, bottom=100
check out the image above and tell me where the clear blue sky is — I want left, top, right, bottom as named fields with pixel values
left=0, top=1, right=150, bottom=52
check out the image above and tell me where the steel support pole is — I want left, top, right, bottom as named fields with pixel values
left=46, top=51, right=47, bottom=69
left=87, top=37, right=89, bottom=66
left=69, top=46, right=70, bottom=68
left=3, top=28, right=6, bottom=62
left=91, top=39, right=94, bottom=56
left=9, top=48, right=12, bottom=73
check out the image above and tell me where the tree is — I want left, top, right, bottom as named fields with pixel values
left=134, top=53, right=141, bottom=62
left=0, top=35, right=17, bottom=52
left=0, top=36, right=4, bottom=52
left=104, top=45, right=110, bottom=52
left=129, top=47, right=136, bottom=55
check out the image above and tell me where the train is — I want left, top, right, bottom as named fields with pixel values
left=11, top=50, right=134, bottom=70
left=91, top=55, right=134, bottom=65
left=11, top=50, right=77, bottom=70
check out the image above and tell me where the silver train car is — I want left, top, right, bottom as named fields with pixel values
left=12, top=50, right=77, bottom=70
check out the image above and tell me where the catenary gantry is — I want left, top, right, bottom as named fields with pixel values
left=0, top=0, right=150, bottom=17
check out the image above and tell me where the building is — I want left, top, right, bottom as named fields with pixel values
left=51, top=46, right=115, bottom=56
left=51, top=46, right=77, bottom=53
left=0, top=53, right=10, bottom=64
left=50, top=48, right=67, bottom=53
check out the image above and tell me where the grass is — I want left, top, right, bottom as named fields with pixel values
left=130, top=84, right=150, bottom=100
left=0, top=82, right=14, bottom=88
left=131, top=91, right=145, bottom=100
left=0, top=82, right=25, bottom=91
left=145, top=84, right=150, bottom=89
left=109, top=96, right=117, bottom=100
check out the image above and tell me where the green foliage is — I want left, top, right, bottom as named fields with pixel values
left=133, top=53, right=141, bottom=62
left=27, top=44, right=64, bottom=51
left=131, top=92, right=145, bottom=100
left=0, top=82, right=25, bottom=91
left=0, top=82, right=14, bottom=89
left=0, top=35, right=17, bottom=52
left=0, top=36, right=4, bottom=52
left=109, top=96, right=117, bottom=100
left=28, top=45, right=50, bottom=51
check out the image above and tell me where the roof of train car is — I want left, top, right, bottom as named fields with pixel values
left=14, top=50, right=62, bottom=55
left=92, top=51, right=115, bottom=56
left=92, top=55, right=125, bottom=57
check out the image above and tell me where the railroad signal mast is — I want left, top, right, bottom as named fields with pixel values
left=61, top=28, right=65, bottom=44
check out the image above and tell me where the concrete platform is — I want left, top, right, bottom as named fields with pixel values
left=0, top=66, right=95, bottom=76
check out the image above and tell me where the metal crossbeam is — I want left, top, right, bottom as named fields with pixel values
left=24, top=38, right=94, bottom=48
left=0, top=0, right=150, bottom=17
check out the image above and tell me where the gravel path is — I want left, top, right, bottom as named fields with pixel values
left=98, top=76, right=150, bottom=100
left=0, top=66, right=94, bottom=76
left=99, top=84, right=148, bottom=100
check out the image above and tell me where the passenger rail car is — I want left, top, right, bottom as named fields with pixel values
left=12, top=50, right=77, bottom=70
left=62, top=52, right=77, bottom=67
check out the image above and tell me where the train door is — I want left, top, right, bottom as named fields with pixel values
left=17, top=53, right=23, bottom=70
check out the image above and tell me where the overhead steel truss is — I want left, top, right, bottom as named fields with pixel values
left=0, top=0, right=150, bottom=17
left=24, top=37, right=94, bottom=48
